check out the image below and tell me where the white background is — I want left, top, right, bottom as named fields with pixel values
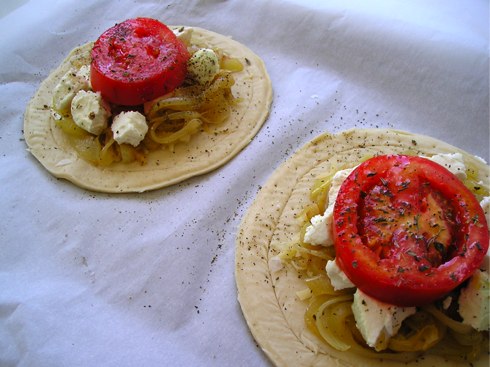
left=1, top=1, right=488, bottom=366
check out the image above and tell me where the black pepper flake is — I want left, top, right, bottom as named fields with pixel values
left=406, top=250, right=420, bottom=262
left=434, top=242, right=446, bottom=256
left=398, top=181, right=410, bottom=192
left=418, top=264, right=430, bottom=272
left=383, top=189, right=393, bottom=198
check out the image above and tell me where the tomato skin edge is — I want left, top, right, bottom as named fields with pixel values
left=332, top=154, right=489, bottom=307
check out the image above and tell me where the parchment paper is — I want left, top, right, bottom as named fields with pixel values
left=1, top=0, right=488, bottom=366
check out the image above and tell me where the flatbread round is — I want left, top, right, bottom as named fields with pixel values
left=24, top=26, right=272, bottom=193
left=235, top=128, right=489, bottom=367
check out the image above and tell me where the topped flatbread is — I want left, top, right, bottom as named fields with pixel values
left=235, top=128, right=489, bottom=367
left=24, top=21, right=272, bottom=193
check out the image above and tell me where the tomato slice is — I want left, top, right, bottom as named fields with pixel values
left=90, top=18, right=189, bottom=106
left=333, top=154, right=488, bottom=306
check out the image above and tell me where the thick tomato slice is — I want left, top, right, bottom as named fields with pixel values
left=90, top=17, right=189, bottom=106
left=333, top=154, right=488, bottom=306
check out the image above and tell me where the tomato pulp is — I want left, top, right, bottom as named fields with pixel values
left=91, top=18, right=190, bottom=106
left=333, top=154, right=488, bottom=306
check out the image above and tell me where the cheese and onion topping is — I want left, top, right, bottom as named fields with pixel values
left=273, top=152, right=489, bottom=356
left=303, top=166, right=354, bottom=246
left=50, top=26, right=243, bottom=167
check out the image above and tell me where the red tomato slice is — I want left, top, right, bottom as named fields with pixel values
left=90, top=18, right=189, bottom=106
left=333, top=154, right=488, bottom=306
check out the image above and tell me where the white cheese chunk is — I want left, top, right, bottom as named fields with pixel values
left=352, top=289, right=416, bottom=351
left=53, top=67, right=90, bottom=111
left=71, top=90, right=111, bottom=135
left=111, top=111, right=148, bottom=147
left=328, top=167, right=354, bottom=205
left=429, top=152, right=467, bottom=180
left=304, top=208, right=332, bottom=246
left=458, top=269, right=489, bottom=331
left=303, top=167, right=354, bottom=246
left=325, top=259, right=354, bottom=290
left=187, top=48, right=220, bottom=85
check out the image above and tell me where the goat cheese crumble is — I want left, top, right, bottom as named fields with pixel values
left=71, top=90, right=111, bottom=135
left=458, top=269, right=489, bottom=331
left=187, top=48, right=220, bottom=85
left=352, top=289, right=416, bottom=351
left=111, top=111, right=148, bottom=147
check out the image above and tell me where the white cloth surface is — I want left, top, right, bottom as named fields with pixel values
left=0, top=0, right=488, bottom=366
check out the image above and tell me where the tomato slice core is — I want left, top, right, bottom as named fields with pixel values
left=333, top=154, right=488, bottom=306
left=90, top=18, right=189, bottom=106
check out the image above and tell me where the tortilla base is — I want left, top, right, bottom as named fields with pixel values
left=24, top=27, right=273, bottom=193
left=235, top=128, right=490, bottom=367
